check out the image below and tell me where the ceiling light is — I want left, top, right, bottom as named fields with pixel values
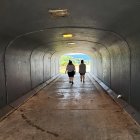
left=68, top=42, right=75, bottom=45
left=63, top=33, right=73, bottom=38
left=48, top=9, right=69, bottom=17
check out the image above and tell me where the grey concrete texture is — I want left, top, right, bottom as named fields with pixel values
left=0, top=74, right=140, bottom=140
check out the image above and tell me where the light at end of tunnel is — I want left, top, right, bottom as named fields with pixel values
left=63, top=33, right=73, bottom=38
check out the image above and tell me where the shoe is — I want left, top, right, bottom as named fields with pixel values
left=72, top=81, right=74, bottom=84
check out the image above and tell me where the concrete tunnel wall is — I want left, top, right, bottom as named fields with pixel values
left=91, top=33, right=131, bottom=102
left=1, top=28, right=140, bottom=116
left=90, top=33, right=140, bottom=112
left=0, top=37, right=59, bottom=107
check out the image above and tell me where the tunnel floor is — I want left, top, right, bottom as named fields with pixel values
left=0, top=74, right=140, bottom=140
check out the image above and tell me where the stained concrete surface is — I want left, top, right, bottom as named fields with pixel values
left=0, top=74, right=140, bottom=140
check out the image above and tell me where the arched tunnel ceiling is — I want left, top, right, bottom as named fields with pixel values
left=7, top=27, right=127, bottom=57
left=0, top=0, right=139, bottom=55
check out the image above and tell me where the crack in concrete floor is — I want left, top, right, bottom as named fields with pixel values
left=21, top=112, right=59, bottom=137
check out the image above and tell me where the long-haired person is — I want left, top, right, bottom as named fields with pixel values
left=66, top=60, right=75, bottom=84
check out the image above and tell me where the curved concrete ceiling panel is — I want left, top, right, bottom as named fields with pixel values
left=5, top=27, right=129, bottom=57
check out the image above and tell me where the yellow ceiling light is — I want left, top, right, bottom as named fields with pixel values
left=63, top=33, right=73, bottom=38
left=48, top=9, right=69, bottom=17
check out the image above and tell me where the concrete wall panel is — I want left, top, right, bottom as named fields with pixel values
left=130, top=40, right=140, bottom=111
left=95, top=52, right=103, bottom=81
left=108, top=41, right=130, bottom=102
left=91, top=39, right=130, bottom=102
left=91, top=54, right=98, bottom=77
left=5, top=45, right=32, bottom=103
left=0, top=39, right=10, bottom=108
left=44, top=53, right=51, bottom=81
left=51, top=56, right=56, bottom=77
left=31, top=49, right=44, bottom=88
left=99, top=48, right=111, bottom=87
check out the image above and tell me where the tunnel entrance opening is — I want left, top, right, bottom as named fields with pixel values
left=59, top=53, right=91, bottom=74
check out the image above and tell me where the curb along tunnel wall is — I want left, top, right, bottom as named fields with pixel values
left=1, top=30, right=140, bottom=116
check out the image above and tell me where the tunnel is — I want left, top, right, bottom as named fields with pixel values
left=0, top=0, right=140, bottom=139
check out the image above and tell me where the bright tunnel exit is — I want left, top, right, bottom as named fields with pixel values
left=59, top=53, right=91, bottom=74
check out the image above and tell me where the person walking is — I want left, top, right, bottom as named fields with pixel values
left=66, top=60, right=75, bottom=84
left=79, top=60, right=86, bottom=83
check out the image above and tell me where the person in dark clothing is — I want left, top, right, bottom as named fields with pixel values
left=79, top=60, right=86, bottom=83
left=65, top=60, right=75, bottom=84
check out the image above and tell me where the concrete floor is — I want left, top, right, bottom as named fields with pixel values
left=0, top=74, right=140, bottom=140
